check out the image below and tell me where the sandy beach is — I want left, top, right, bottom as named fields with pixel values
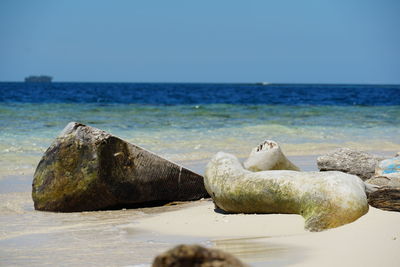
left=133, top=199, right=400, bottom=267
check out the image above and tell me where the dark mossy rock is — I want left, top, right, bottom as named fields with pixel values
left=317, top=148, right=385, bottom=180
left=152, top=244, right=247, bottom=267
left=32, top=122, right=209, bottom=212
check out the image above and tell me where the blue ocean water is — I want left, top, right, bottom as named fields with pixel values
left=1, top=82, right=400, bottom=105
left=0, top=82, right=399, bottom=177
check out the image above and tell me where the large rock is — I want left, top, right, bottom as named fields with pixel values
left=32, top=122, right=208, bottom=212
left=317, top=148, right=385, bottom=180
left=152, top=244, right=246, bottom=267
left=205, top=152, right=369, bottom=232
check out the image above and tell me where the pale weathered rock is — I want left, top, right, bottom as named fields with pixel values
left=317, top=148, right=385, bottom=180
left=205, top=152, right=369, bottom=231
left=365, top=176, right=400, bottom=187
left=368, top=187, right=400, bottom=212
left=243, top=140, right=299, bottom=171
left=152, top=244, right=247, bottom=267
left=32, top=122, right=208, bottom=212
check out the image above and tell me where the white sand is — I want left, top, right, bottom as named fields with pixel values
left=135, top=199, right=400, bottom=267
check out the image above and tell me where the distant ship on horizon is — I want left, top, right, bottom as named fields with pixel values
left=25, top=75, right=53, bottom=83
left=255, top=82, right=270, bottom=86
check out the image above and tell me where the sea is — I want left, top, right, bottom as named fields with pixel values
left=0, top=82, right=399, bottom=266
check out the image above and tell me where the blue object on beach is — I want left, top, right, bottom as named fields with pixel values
left=378, top=157, right=400, bottom=175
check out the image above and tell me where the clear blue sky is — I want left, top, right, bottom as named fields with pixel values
left=1, top=0, right=399, bottom=83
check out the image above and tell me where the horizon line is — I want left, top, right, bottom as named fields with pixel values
left=1, top=80, right=400, bottom=86
left=0, top=80, right=400, bottom=86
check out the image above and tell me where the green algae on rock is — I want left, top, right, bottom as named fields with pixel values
left=32, top=122, right=208, bottom=212
left=205, top=152, right=369, bottom=231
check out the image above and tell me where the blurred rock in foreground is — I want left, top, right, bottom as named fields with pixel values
left=152, top=244, right=247, bottom=267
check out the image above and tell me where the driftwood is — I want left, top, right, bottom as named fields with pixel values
left=368, top=187, right=400, bottom=212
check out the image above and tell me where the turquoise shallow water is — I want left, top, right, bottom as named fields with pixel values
left=0, top=102, right=399, bottom=178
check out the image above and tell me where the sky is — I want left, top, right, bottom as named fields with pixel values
left=0, top=0, right=399, bottom=84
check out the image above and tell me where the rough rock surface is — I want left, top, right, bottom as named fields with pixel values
left=317, top=148, right=385, bottom=180
left=205, top=152, right=369, bottom=232
left=366, top=176, right=400, bottom=188
left=152, top=244, right=246, bottom=267
left=32, top=122, right=208, bottom=212
left=368, top=187, right=400, bottom=212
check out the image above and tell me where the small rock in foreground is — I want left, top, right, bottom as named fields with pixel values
left=317, top=148, right=384, bottom=180
left=32, top=122, right=208, bottom=212
left=152, top=244, right=247, bottom=267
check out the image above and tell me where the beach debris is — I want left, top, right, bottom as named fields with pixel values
left=364, top=156, right=400, bottom=211
left=317, top=148, right=385, bottom=180
left=243, top=140, right=300, bottom=171
left=205, top=151, right=369, bottom=231
left=152, top=244, right=247, bottom=267
left=365, top=156, right=400, bottom=189
left=367, top=187, right=400, bottom=212
left=32, top=122, right=208, bottom=212
left=374, top=156, right=400, bottom=177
